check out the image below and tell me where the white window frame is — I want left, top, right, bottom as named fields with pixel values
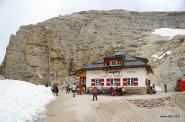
left=110, top=60, right=116, bottom=66
left=127, top=78, right=134, bottom=86
left=118, top=60, right=122, bottom=65
left=110, top=79, right=117, bottom=86
left=95, top=79, right=101, bottom=86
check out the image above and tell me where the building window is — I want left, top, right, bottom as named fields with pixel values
left=96, top=79, right=101, bottom=86
left=127, top=78, right=134, bottom=86
left=123, top=78, right=138, bottom=86
left=107, top=79, right=110, bottom=86
left=91, top=79, right=95, bottom=86
left=110, top=79, right=120, bottom=86
left=111, top=60, right=116, bottom=65
left=117, top=60, right=122, bottom=65
left=92, top=79, right=104, bottom=87
left=110, top=79, right=115, bottom=86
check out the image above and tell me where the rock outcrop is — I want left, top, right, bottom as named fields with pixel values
left=0, top=75, right=5, bottom=80
left=1, top=10, right=185, bottom=89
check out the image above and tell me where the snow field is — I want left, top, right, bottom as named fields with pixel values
left=0, top=80, right=55, bottom=122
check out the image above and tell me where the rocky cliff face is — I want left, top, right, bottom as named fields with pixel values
left=1, top=10, right=185, bottom=89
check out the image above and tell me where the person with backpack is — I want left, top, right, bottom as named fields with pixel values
left=92, top=86, right=98, bottom=101
left=152, top=84, right=156, bottom=94
left=66, top=83, right=70, bottom=94
left=52, top=83, right=59, bottom=96
left=164, top=83, right=167, bottom=93
left=72, top=83, right=77, bottom=97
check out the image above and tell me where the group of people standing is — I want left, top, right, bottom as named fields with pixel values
left=51, top=82, right=98, bottom=101
left=65, top=83, right=98, bottom=100
left=51, top=79, right=168, bottom=101
left=65, top=83, right=77, bottom=97
left=51, top=82, right=77, bottom=97
left=109, top=87, right=126, bottom=96
left=146, top=79, right=168, bottom=94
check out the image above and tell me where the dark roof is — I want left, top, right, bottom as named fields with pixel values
left=81, top=51, right=152, bottom=71
left=114, top=51, right=126, bottom=56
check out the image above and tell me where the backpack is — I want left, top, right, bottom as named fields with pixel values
left=92, top=87, right=97, bottom=94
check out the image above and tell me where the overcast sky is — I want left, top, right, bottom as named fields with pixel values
left=0, top=0, right=185, bottom=63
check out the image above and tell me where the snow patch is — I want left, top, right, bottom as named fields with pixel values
left=152, top=28, right=185, bottom=39
left=152, top=50, right=171, bottom=61
left=0, top=80, right=55, bottom=122
left=155, top=85, right=162, bottom=92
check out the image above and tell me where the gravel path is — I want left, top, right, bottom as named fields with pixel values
left=42, top=92, right=185, bottom=122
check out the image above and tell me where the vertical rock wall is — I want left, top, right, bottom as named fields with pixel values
left=1, top=10, right=185, bottom=84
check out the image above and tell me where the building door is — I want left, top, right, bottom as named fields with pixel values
left=80, top=77, right=86, bottom=85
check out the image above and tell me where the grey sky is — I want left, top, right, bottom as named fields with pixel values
left=0, top=0, right=185, bottom=63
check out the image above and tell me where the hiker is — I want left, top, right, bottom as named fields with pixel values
left=164, top=83, right=167, bottom=93
left=82, top=86, right=86, bottom=94
left=145, top=79, right=152, bottom=94
left=121, top=87, right=126, bottom=95
left=116, top=87, right=119, bottom=95
left=92, top=86, right=98, bottom=101
left=78, top=84, right=83, bottom=95
left=69, top=84, right=73, bottom=92
left=72, top=83, right=77, bottom=97
left=66, top=84, right=70, bottom=93
left=97, top=85, right=102, bottom=95
left=152, top=84, right=156, bottom=94
left=112, top=88, right=117, bottom=96
left=109, top=87, right=114, bottom=96
left=52, top=83, right=59, bottom=96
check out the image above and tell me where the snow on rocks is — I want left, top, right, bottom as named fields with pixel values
left=155, top=85, right=162, bottom=92
left=152, top=28, right=185, bottom=40
left=151, top=50, right=172, bottom=61
left=0, top=80, right=55, bottom=122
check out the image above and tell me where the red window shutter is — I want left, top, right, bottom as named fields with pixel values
left=134, top=82, right=138, bottom=86
left=91, top=79, right=95, bottom=86
left=123, top=78, right=127, bottom=81
left=91, top=79, right=95, bottom=83
left=107, top=79, right=110, bottom=86
left=101, top=79, right=104, bottom=86
left=123, top=78, right=127, bottom=86
left=134, top=78, right=138, bottom=86
left=117, top=78, right=120, bottom=86
left=104, top=59, right=110, bottom=64
left=134, top=78, right=138, bottom=81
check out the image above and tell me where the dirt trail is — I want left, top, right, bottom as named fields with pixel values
left=43, top=92, right=185, bottom=122
left=43, top=92, right=78, bottom=122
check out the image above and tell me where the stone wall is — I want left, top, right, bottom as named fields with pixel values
left=128, top=96, right=174, bottom=109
